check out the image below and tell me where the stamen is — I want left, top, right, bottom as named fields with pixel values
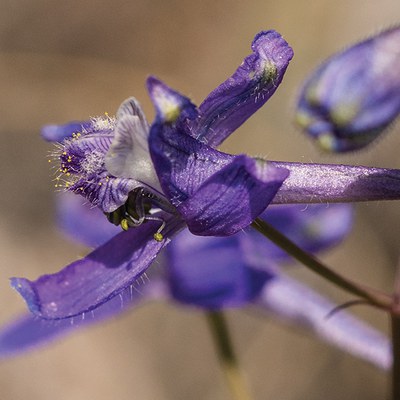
left=120, top=219, right=129, bottom=231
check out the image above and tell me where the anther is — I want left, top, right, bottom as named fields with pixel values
left=120, top=219, right=129, bottom=231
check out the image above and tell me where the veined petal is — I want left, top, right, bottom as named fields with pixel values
left=55, top=126, right=142, bottom=212
left=57, top=192, right=121, bottom=248
left=11, top=215, right=184, bottom=319
left=0, top=281, right=167, bottom=358
left=178, top=155, right=289, bottom=236
left=193, top=30, right=294, bottom=146
left=149, top=123, right=234, bottom=204
left=165, top=230, right=272, bottom=309
left=105, top=114, right=162, bottom=194
left=253, top=274, right=391, bottom=370
left=42, top=121, right=92, bottom=142
left=270, top=161, right=400, bottom=203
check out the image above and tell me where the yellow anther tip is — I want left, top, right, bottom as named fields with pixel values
left=120, top=219, right=129, bottom=231
left=153, top=232, right=164, bottom=242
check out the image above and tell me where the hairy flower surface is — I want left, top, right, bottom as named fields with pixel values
left=0, top=195, right=391, bottom=370
left=296, top=26, right=400, bottom=152
left=10, top=29, right=400, bottom=324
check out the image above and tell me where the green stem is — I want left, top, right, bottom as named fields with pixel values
left=251, top=218, right=392, bottom=310
left=205, top=311, right=253, bottom=400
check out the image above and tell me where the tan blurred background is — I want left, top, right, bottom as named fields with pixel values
left=0, top=1, right=399, bottom=399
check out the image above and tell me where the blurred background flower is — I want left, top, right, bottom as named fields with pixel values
left=1, top=1, right=399, bottom=399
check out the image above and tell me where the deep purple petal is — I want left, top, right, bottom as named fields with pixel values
left=57, top=192, right=121, bottom=248
left=41, top=121, right=92, bottom=142
left=11, top=215, right=184, bottom=319
left=259, top=203, right=353, bottom=260
left=253, top=274, right=391, bottom=370
left=178, top=155, right=289, bottom=236
left=296, top=26, right=400, bottom=152
left=149, top=123, right=234, bottom=204
left=165, top=230, right=273, bottom=309
left=270, top=161, right=400, bottom=203
left=147, top=76, right=197, bottom=124
left=0, top=281, right=167, bottom=358
left=192, top=30, right=293, bottom=146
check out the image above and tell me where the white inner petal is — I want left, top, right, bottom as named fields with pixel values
left=105, top=115, right=163, bottom=193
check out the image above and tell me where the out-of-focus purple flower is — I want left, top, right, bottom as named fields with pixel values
left=0, top=197, right=391, bottom=370
left=10, top=29, right=400, bottom=324
left=296, top=26, right=400, bottom=152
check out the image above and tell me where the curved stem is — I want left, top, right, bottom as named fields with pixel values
left=205, top=311, right=253, bottom=400
left=251, top=218, right=392, bottom=310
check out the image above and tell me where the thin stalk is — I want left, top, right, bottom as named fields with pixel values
left=251, top=218, right=392, bottom=310
left=391, top=315, right=400, bottom=400
left=205, top=311, right=253, bottom=400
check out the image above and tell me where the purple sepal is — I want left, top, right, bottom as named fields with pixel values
left=57, top=192, right=121, bottom=248
left=11, top=215, right=184, bottom=319
left=149, top=124, right=233, bottom=203
left=270, top=161, right=400, bottom=203
left=253, top=274, right=391, bottom=370
left=177, top=155, right=288, bottom=236
left=193, top=30, right=293, bottom=146
left=166, top=230, right=273, bottom=309
left=0, top=281, right=166, bottom=358
left=296, top=26, right=400, bottom=152
left=41, top=121, right=92, bottom=142
left=147, top=76, right=197, bottom=124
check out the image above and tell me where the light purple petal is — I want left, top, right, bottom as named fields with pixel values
left=57, top=130, right=141, bottom=212
left=11, top=215, right=184, bottom=319
left=178, top=155, right=288, bottom=236
left=57, top=192, right=121, bottom=248
left=0, top=281, right=167, bottom=358
left=41, top=121, right=92, bottom=142
left=270, top=161, right=400, bottom=203
left=165, top=230, right=272, bottom=309
left=193, top=30, right=293, bottom=146
left=253, top=274, right=391, bottom=370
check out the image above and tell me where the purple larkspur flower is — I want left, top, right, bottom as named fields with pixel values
left=10, top=29, right=400, bottom=324
left=0, top=196, right=391, bottom=370
left=295, top=26, right=400, bottom=152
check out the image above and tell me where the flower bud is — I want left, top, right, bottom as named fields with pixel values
left=295, top=26, right=400, bottom=152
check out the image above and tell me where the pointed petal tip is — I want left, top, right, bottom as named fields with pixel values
left=146, top=76, right=197, bottom=123
left=11, top=278, right=40, bottom=315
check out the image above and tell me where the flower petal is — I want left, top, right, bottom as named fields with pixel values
left=296, top=26, right=400, bottom=152
left=165, top=230, right=272, bottom=309
left=178, top=155, right=289, bottom=236
left=147, top=76, right=197, bottom=124
left=11, top=215, right=184, bottom=319
left=41, top=121, right=92, bottom=142
left=253, top=274, right=391, bottom=370
left=149, top=121, right=234, bottom=202
left=193, top=30, right=293, bottom=146
left=105, top=102, right=162, bottom=193
left=0, top=280, right=167, bottom=358
left=270, top=161, right=400, bottom=203
left=57, top=192, right=121, bottom=248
